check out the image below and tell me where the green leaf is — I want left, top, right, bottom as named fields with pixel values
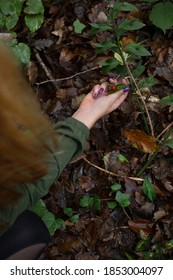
left=163, top=239, right=173, bottom=249
left=73, top=19, right=86, bottom=34
left=25, top=14, right=43, bottom=32
left=0, top=0, right=23, bottom=15
left=118, top=19, right=145, bottom=31
left=99, top=58, right=119, bottom=73
left=94, top=41, right=117, bottom=54
left=6, top=14, right=19, bottom=30
left=42, top=211, right=56, bottom=234
left=124, top=43, right=151, bottom=57
left=12, top=42, right=31, bottom=64
left=120, top=2, right=137, bottom=12
left=111, top=183, right=122, bottom=192
left=164, top=138, right=173, bottom=149
left=80, top=195, right=93, bottom=207
left=132, top=61, right=146, bottom=78
left=24, top=0, right=44, bottom=15
left=92, top=196, right=102, bottom=211
left=149, top=2, right=173, bottom=33
left=70, top=214, right=79, bottom=224
left=89, top=23, right=113, bottom=35
left=63, top=207, right=73, bottom=217
left=32, top=199, right=47, bottom=218
left=137, top=76, right=157, bottom=89
left=142, top=176, right=156, bottom=202
left=160, top=95, right=173, bottom=105
left=55, top=218, right=65, bottom=229
left=135, top=237, right=151, bottom=252
left=107, top=201, right=117, bottom=209
left=118, top=154, right=129, bottom=163
left=115, top=191, right=130, bottom=207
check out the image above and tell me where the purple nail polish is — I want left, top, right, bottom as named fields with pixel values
left=98, top=87, right=104, bottom=94
left=123, top=87, right=130, bottom=93
left=92, top=92, right=98, bottom=99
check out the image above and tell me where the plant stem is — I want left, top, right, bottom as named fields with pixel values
left=118, top=44, right=155, bottom=137
left=136, top=151, right=158, bottom=177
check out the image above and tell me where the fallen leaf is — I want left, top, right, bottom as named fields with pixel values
left=124, top=130, right=157, bottom=153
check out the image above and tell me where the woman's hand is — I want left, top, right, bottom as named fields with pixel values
left=72, top=78, right=129, bottom=129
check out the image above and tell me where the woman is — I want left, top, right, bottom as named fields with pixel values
left=0, top=43, right=129, bottom=259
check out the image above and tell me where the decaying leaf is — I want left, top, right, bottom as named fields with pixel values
left=124, top=130, right=157, bottom=153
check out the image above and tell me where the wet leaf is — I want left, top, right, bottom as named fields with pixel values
left=124, top=129, right=157, bottom=153
left=142, top=177, right=156, bottom=202
left=128, top=219, right=153, bottom=234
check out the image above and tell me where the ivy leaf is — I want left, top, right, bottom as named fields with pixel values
left=32, top=199, right=47, bottom=218
left=6, top=14, right=19, bottom=30
left=70, top=214, right=79, bottom=224
left=111, top=183, right=122, bottom=192
left=142, top=177, right=156, bottom=202
left=115, top=191, right=130, bottom=207
left=12, top=42, right=31, bottom=64
left=124, top=43, right=151, bottom=57
left=24, top=0, right=44, bottom=15
left=107, top=201, right=117, bottom=209
left=160, top=95, right=173, bottom=105
left=73, top=19, right=86, bottom=34
left=25, top=14, right=44, bottom=32
left=149, top=2, right=173, bottom=33
left=80, top=195, right=93, bottom=207
left=41, top=212, right=56, bottom=234
left=63, top=207, right=73, bottom=217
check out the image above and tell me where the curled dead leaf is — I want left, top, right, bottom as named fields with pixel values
left=124, top=130, right=157, bottom=153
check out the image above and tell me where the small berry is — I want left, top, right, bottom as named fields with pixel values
left=111, top=86, right=116, bottom=91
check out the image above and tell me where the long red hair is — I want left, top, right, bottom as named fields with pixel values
left=0, top=43, right=57, bottom=206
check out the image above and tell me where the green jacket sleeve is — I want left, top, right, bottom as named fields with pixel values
left=0, top=117, right=89, bottom=236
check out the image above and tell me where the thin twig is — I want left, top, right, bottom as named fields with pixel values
left=156, top=121, right=173, bottom=140
left=34, top=49, right=59, bottom=89
left=35, top=66, right=99, bottom=86
left=83, top=157, right=144, bottom=182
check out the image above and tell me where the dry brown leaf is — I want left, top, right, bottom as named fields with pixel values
left=124, top=130, right=157, bottom=153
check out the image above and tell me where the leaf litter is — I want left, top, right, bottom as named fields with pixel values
left=14, top=0, right=173, bottom=259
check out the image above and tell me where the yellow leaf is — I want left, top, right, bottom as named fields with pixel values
left=124, top=130, right=157, bottom=153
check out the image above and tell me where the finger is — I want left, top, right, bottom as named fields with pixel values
left=109, top=78, right=118, bottom=84
left=122, top=77, right=129, bottom=85
left=92, top=82, right=107, bottom=99
left=107, top=89, right=128, bottom=110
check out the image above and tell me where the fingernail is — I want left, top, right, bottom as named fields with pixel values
left=123, top=87, right=130, bottom=93
left=92, top=92, right=98, bottom=99
left=98, top=87, right=104, bottom=94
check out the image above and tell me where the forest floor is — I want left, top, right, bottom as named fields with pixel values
left=18, top=0, right=173, bottom=259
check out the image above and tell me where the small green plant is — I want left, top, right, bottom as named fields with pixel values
left=73, top=19, right=86, bottom=34
left=108, top=182, right=130, bottom=209
left=142, top=176, right=156, bottom=202
left=32, top=199, right=65, bottom=235
left=80, top=195, right=102, bottom=211
left=0, top=0, right=45, bottom=64
left=63, top=207, right=79, bottom=224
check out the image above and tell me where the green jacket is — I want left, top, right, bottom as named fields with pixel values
left=0, top=117, right=89, bottom=237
